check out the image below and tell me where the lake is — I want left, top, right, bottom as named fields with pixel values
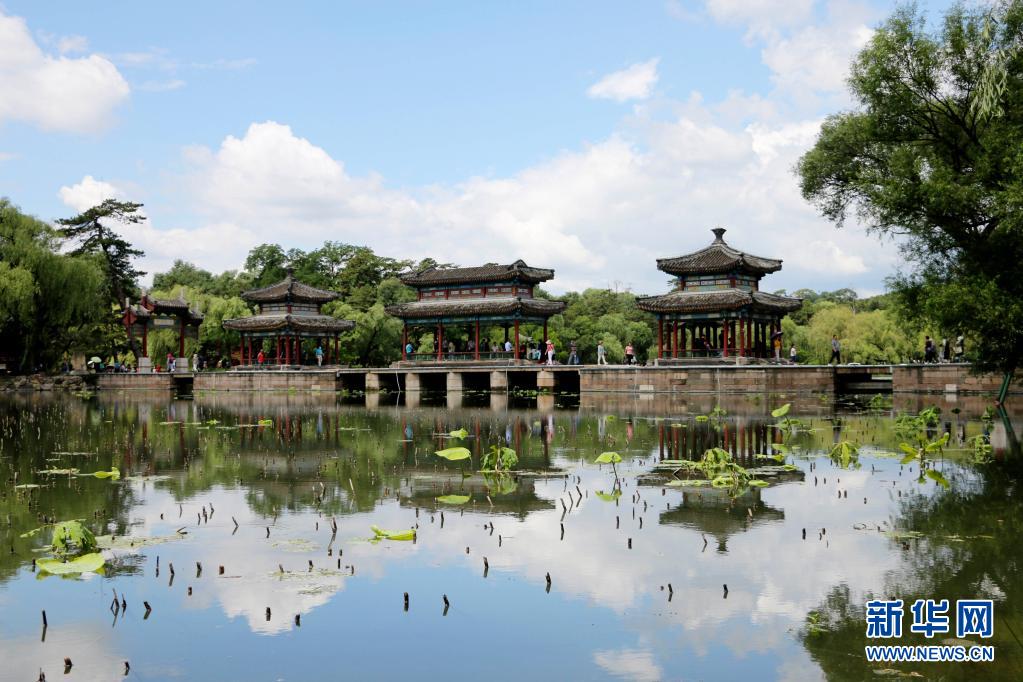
left=0, top=390, right=1020, bottom=681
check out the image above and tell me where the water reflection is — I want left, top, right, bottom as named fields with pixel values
left=0, top=391, right=1019, bottom=680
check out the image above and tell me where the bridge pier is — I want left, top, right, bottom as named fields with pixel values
left=490, top=371, right=508, bottom=392
left=365, top=372, right=381, bottom=391
left=405, top=372, right=421, bottom=392
left=446, top=372, right=463, bottom=393
left=537, top=370, right=555, bottom=391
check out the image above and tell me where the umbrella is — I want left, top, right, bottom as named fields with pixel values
left=89, top=356, right=102, bottom=364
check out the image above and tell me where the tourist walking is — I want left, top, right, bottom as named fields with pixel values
left=567, top=342, right=580, bottom=365
left=940, top=337, right=950, bottom=362
left=405, top=340, right=414, bottom=358
left=192, top=352, right=199, bottom=371
left=829, top=335, right=841, bottom=365
left=624, top=343, right=635, bottom=365
left=545, top=339, right=555, bottom=365
left=167, top=352, right=175, bottom=373
left=772, top=331, right=782, bottom=361
left=597, top=341, right=607, bottom=365
left=924, top=336, right=937, bottom=363
left=954, top=334, right=965, bottom=362
left=257, top=349, right=265, bottom=367
left=789, top=344, right=797, bottom=364
left=315, top=344, right=324, bottom=366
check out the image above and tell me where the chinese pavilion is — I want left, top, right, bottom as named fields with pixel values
left=385, top=260, right=566, bottom=363
left=636, top=228, right=801, bottom=362
left=122, top=295, right=203, bottom=371
left=222, top=272, right=355, bottom=366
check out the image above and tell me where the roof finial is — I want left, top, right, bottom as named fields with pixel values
left=711, top=227, right=727, bottom=243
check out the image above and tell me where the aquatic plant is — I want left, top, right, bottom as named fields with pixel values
left=39, top=520, right=105, bottom=576
left=481, top=445, right=518, bottom=472
left=829, top=441, right=861, bottom=469
left=51, top=520, right=97, bottom=556
left=594, top=451, right=622, bottom=479
left=770, top=403, right=808, bottom=433
left=899, top=432, right=951, bottom=488
left=968, top=434, right=994, bottom=463
left=867, top=393, right=892, bottom=410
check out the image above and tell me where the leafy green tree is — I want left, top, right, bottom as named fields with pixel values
left=244, top=244, right=289, bottom=288
left=550, top=288, right=656, bottom=363
left=0, top=200, right=106, bottom=370
left=797, top=1, right=1023, bottom=383
left=56, top=199, right=146, bottom=359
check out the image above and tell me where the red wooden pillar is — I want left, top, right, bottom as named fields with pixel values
left=142, top=324, right=148, bottom=357
left=740, top=318, right=746, bottom=357
left=474, top=320, right=480, bottom=361
left=402, top=325, right=408, bottom=361
left=276, top=336, right=281, bottom=363
left=657, top=318, right=663, bottom=359
left=542, top=319, right=548, bottom=344
left=513, top=320, right=520, bottom=361
left=674, top=321, right=680, bottom=358
left=285, top=335, right=291, bottom=365
left=239, top=334, right=245, bottom=366
left=722, top=320, right=729, bottom=358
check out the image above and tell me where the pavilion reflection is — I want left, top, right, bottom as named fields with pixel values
left=396, top=471, right=557, bottom=519
left=658, top=487, right=785, bottom=553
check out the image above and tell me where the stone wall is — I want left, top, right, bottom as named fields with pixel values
left=97, top=374, right=175, bottom=390
left=892, top=364, right=1021, bottom=394
left=578, top=365, right=835, bottom=394
left=193, top=371, right=337, bottom=392
left=0, top=373, right=89, bottom=391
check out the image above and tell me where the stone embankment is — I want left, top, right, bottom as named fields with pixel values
left=0, top=373, right=90, bottom=391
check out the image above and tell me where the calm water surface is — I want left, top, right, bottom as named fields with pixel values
left=0, top=390, right=1020, bottom=681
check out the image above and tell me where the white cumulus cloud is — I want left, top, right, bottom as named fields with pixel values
left=588, top=58, right=660, bottom=102
left=0, top=11, right=129, bottom=133
left=58, top=175, right=121, bottom=212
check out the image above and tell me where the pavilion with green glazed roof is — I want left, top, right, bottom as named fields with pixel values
left=636, top=228, right=801, bottom=362
left=385, top=260, right=566, bottom=364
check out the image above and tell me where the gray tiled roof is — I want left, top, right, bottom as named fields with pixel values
left=400, top=259, right=555, bottom=286
left=242, top=274, right=339, bottom=303
left=656, top=228, right=783, bottom=276
left=385, top=296, right=565, bottom=319
left=222, top=314, right=355, bottom=333
left=636, top=288, right=801, bottom=314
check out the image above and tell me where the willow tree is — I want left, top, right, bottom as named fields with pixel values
left=797, top=1, right=1023, bottom=397
left=0, top=200, right=106, bottom=370
left=57, top=199, right=146, bottom=359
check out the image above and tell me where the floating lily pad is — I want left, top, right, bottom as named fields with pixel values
left=371, top=525, right=415, bottom=541
left=435, top=494, right=471, bottom=505
left=435, top=447, right=471, bottom=461
left=37, top=552, right=105, bottom=575
left=96, top=532, right=187, bottom=550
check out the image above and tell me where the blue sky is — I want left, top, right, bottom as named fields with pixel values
left=0, top=1, right=956, bottom=295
